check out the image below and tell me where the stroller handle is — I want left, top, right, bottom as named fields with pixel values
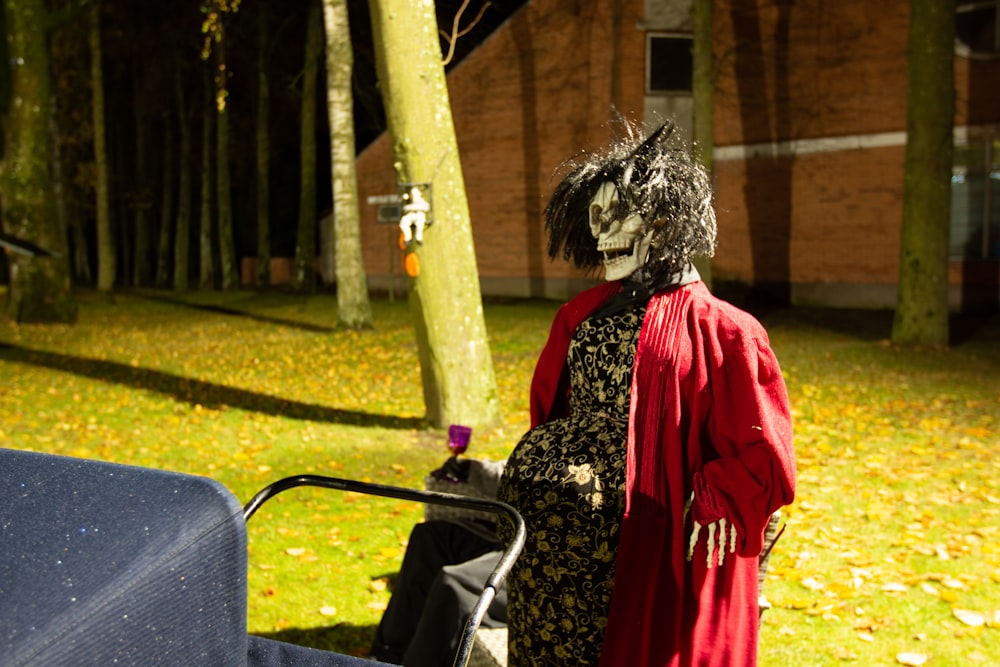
left=243, top=474, right=526, bottom=667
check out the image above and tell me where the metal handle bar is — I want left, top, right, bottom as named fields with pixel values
left=243, top=474, right=526, bottom=667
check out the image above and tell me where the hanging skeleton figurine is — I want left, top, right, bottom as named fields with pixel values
left=399, top=185, right=431, bottom=247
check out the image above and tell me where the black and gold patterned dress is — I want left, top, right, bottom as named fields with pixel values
left=497, top=301, right=646, bottom=666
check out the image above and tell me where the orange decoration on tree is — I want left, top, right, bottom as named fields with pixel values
left=404, top=252, right=420, bottom=277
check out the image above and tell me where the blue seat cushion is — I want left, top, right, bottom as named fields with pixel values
left=0, top=448, right=248, bottom=666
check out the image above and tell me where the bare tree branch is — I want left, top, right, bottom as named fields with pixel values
left=440, top=0, right=492, bottom=66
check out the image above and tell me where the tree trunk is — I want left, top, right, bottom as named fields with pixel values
left=132, top=83, right=152, bottom=287
left=199, top=70, right=214, bottom=290
left=294, top=1, right=322, bottom=293
left=156, top=111, right=175, bottom=287
left=111, top=100, right=131, bottom=286
left=70, top=206, right=92, bottom=285
left=891, top=0, right=954, bottom=347
left=323, top=0, right=372, bottom=328
left=691, top=0, right=714, bottom=289
left=89, top=0, right=114, bottom=293
left=0, top=0, right=77, bottom=322
left=214, top=39, right=237, bottom=290
left=174, top=70, right=193, bottom=291
left=49, top=77, right=83, bottom=284
left=368, top=0, right=500, bottom=429
left=255, top=2, right=271, bottom=288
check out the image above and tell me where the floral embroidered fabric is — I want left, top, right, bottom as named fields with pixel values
left=497, top=303, right=645, bottom=666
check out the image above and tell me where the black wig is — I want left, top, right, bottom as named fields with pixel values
left=544, top=122, right=717, bottom=290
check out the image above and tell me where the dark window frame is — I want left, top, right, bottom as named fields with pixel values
left=951, top=134, right=1000, bottom=260
left=645, top=32, right=694, bottom=96
left=956, top=0, right=999, bottom=57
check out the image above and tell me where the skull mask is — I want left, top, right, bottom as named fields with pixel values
left=588, top=181, right=653, bottom=281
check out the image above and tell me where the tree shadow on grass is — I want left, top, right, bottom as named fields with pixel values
left=751, top=306, right=1000, bottom=347
left=950, top=311, right=1000, bottom=346
left=253, top=623, right=378, bottom=659
left=752, top=306, right=999, bottom=347
left=754, top=306, right=896, bottom=342
left=131, top=291, right=338, bottom=334
left=0, top=343, right=423, bottom=429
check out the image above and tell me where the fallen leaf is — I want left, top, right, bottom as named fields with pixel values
left=805, top=603, right=836, bottom=617
left=783, top=599, right=814, bottom=610
left=801, top=577, right=825, bottom=591
left=941, top=576, right=967, bottom=590
left=896, top=652, right=928, bottom=666
left=832, top=647, right=858, bottom=661
left=285, top=547, right=306, bottom=557
left=826, top=582, right=857, bottom=598
left=954, top=624, right=985, bottom=639
left=953, top=608, right=986, bottom=627
left=319, top=605, right=337, bottom=617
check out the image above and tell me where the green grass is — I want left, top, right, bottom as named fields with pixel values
left=1, top=289, right=998, bottom=665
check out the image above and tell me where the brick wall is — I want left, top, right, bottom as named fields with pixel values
left=711, top=0, right=999, bottom=307
left=356, top=0, right=1000, bottom=307
left=713, top=1, right=912, bottom=146
left=356, top=0, right=648, bottom=298
left=713, top=145, right=906, bottom=285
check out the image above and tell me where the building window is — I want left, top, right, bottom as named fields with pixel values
left=646, top=33, right=693, bottom=95
left=956, top=1, right=999, bottom=57
left=951, top=136, right=1000, bottom=259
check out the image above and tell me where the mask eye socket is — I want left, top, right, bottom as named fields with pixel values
left=589, top=203, right=605, bottom=226
left=621, top=212, right=646, bottom=233
left=591, top=204, right=622, bottom=229
left=589, top=183, right=620, bottom=225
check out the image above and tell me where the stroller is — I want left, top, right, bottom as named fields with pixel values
left=0, top=447, right=525, bottom=667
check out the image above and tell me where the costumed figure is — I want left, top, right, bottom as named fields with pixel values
left=496, top=123, right=796, bottom=667
left=370, top=458, right=507, bottom=667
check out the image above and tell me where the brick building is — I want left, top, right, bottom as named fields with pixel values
left=355, top=0, right=1000, bottom=310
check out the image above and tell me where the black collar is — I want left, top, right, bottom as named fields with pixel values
left=590, top=265, right=701, bottom=319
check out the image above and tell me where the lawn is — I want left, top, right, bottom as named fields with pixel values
left=1, top=288, right=997, bottom=666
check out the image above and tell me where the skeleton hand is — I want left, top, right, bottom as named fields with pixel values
left=684, top=492, right=738, bottom=567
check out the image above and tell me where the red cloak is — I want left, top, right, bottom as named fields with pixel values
left=529, top=280, right=796, bottom=667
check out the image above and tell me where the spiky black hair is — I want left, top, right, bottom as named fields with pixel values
left=544, top=121, right=717, bottom=290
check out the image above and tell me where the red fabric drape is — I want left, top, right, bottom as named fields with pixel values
left=528, top=281, right=796, bottom=667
